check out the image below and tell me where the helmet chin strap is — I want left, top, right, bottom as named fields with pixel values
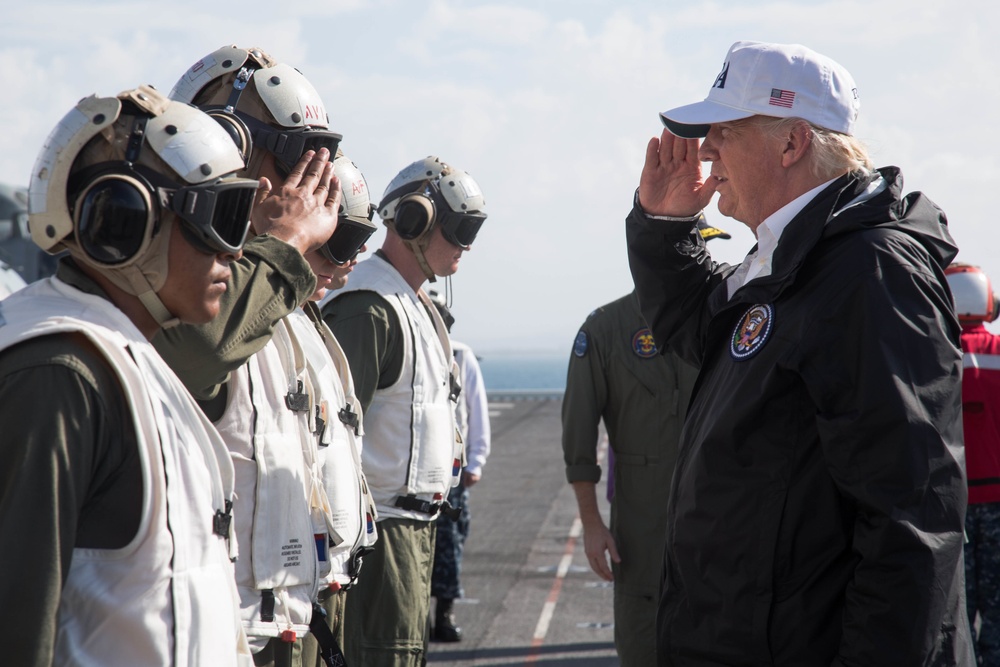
left=391, top=225, right=436, bottom=283
left=385, top=217, right=437, bottom=282
left=77, top=255, right=181, bottom=329
left=126, top=267, right=181, bottom=329
left=112, top=219, right=180, bottom=328
left=77, top=218, right=182, bottom=329
left=119, top=264, right=181, bottom=329
left=408, top=241, right=436, bottom=283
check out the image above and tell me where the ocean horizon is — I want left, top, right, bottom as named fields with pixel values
left=476, top=351, right=567, bottom=393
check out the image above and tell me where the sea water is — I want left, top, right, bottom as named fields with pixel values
left=477, top=351, right=567, bottom=393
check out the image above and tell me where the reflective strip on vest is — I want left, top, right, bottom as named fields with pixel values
left=964, top=352, right=1000, bottom=370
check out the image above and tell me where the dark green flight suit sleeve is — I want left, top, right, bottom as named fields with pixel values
left=153, top=235, right=316, bottom=403
left=320, top=290, right=403, bottom=415
left=562, top=317, right=607, bottom=484
left=0, top=263, right=140, bottom=667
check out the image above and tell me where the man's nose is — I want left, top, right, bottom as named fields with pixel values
left=698, top=139, right=718, bottom=162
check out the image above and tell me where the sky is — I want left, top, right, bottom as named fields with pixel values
left=2, top=0, right=998, bottom=354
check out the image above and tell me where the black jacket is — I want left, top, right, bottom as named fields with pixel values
left=627, top=168, right=974, bottom=666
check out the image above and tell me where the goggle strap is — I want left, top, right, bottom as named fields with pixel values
left=124, top=116, right=149, bottom=165
left=225, top=66, right=257, bottom=113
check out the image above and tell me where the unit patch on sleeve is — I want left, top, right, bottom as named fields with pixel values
left=573, top=330, right=589, bottom=357
left=730, top=304, right=774, bottom=360
left=632, top=327, right=658, bottom=358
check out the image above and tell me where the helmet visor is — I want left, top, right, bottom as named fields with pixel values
left=320, top=214, right=376, bottom=265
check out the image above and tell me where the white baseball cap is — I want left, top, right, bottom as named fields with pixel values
left=660, top=41, right=861, bottom=138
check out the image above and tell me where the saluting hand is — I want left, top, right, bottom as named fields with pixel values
left=251, top=148, right=341, bottom=255
left=638, top=129, right=716, bottom=217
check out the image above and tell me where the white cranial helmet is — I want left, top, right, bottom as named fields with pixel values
left=317, top=150, right=377, bottom=266
left=946, top=263, right=1000, bottom=323
left=334, top=151, right=375, bottom=225
left=170, top=45, right=341, bottom=177
left=378, top=156, right=486, bottom=248
left=28, top=84, right=258, bottom=325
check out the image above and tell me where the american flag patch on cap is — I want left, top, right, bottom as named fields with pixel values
left=769, top=88, right=795, bottom=108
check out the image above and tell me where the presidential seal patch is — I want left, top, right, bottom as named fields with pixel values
left=573, top=330, right=589, bottom=357
left=731, top=304, right=774, bottom=360
left=632, top=327, right=658, bottom=358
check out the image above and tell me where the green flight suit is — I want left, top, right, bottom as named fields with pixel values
left=561, top=291, right=698, bottom=667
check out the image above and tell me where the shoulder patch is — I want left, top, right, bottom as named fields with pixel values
left=631, top=327, right=658, bottom=358
left=730, top=304, right=774, bottom=360
left=573, top=330, right=589, bottom=357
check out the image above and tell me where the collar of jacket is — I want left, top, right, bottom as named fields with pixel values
left=705, top=166, right=927, bottom=315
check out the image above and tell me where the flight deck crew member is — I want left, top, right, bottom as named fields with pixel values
left=0, top=85, right=260, bottom=667
left=297, top=151, right=381, bottom=667
left=946, top=263, right=1000, bottom=665
left=627, top=40, right=973, bottom=664
left=154, top=45, right=354, bottom=667
left=321, top=156, right=487, bottom=667
left=562, top=219, right=729, bottom=667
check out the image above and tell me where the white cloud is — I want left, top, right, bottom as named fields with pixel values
left=3, top=0, right=999, bottom=348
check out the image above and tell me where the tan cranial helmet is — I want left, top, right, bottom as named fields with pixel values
left=28, top=84, right=259, bottom=326
left=170, top=45, right=342, bottom=179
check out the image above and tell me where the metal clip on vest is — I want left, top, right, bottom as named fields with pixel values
left=212, top=499, right=233, bottom=537
left=338, top=402, right=360, bottom=435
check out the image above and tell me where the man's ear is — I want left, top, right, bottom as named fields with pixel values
left=780, top=121, right=813, bottom=168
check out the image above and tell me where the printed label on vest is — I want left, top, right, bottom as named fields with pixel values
left=281, top=538, right=304, bottom=568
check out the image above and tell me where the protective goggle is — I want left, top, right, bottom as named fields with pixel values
left=383, top=181, right=486, bottom=251
left=438, top=209, right=485, bottom=250
left=238, top=112, right=342, bottom=178
left=319, top=206, right=377, bottom=265
left=144, top=169, right=257, bottom=255
left=72, top=164, right=257, bottom=266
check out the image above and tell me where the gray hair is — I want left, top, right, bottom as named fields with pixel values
left=754, top=116, right=873, bottom=180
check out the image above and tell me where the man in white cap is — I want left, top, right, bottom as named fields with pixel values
left=626, top=41, right=974, bottom=665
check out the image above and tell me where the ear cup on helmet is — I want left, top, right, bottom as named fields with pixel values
left=73, top=172, right=156, bottom=266
left=393, top=193, right=436, bottom=242
left=206, top=109, right=253, bottom=165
